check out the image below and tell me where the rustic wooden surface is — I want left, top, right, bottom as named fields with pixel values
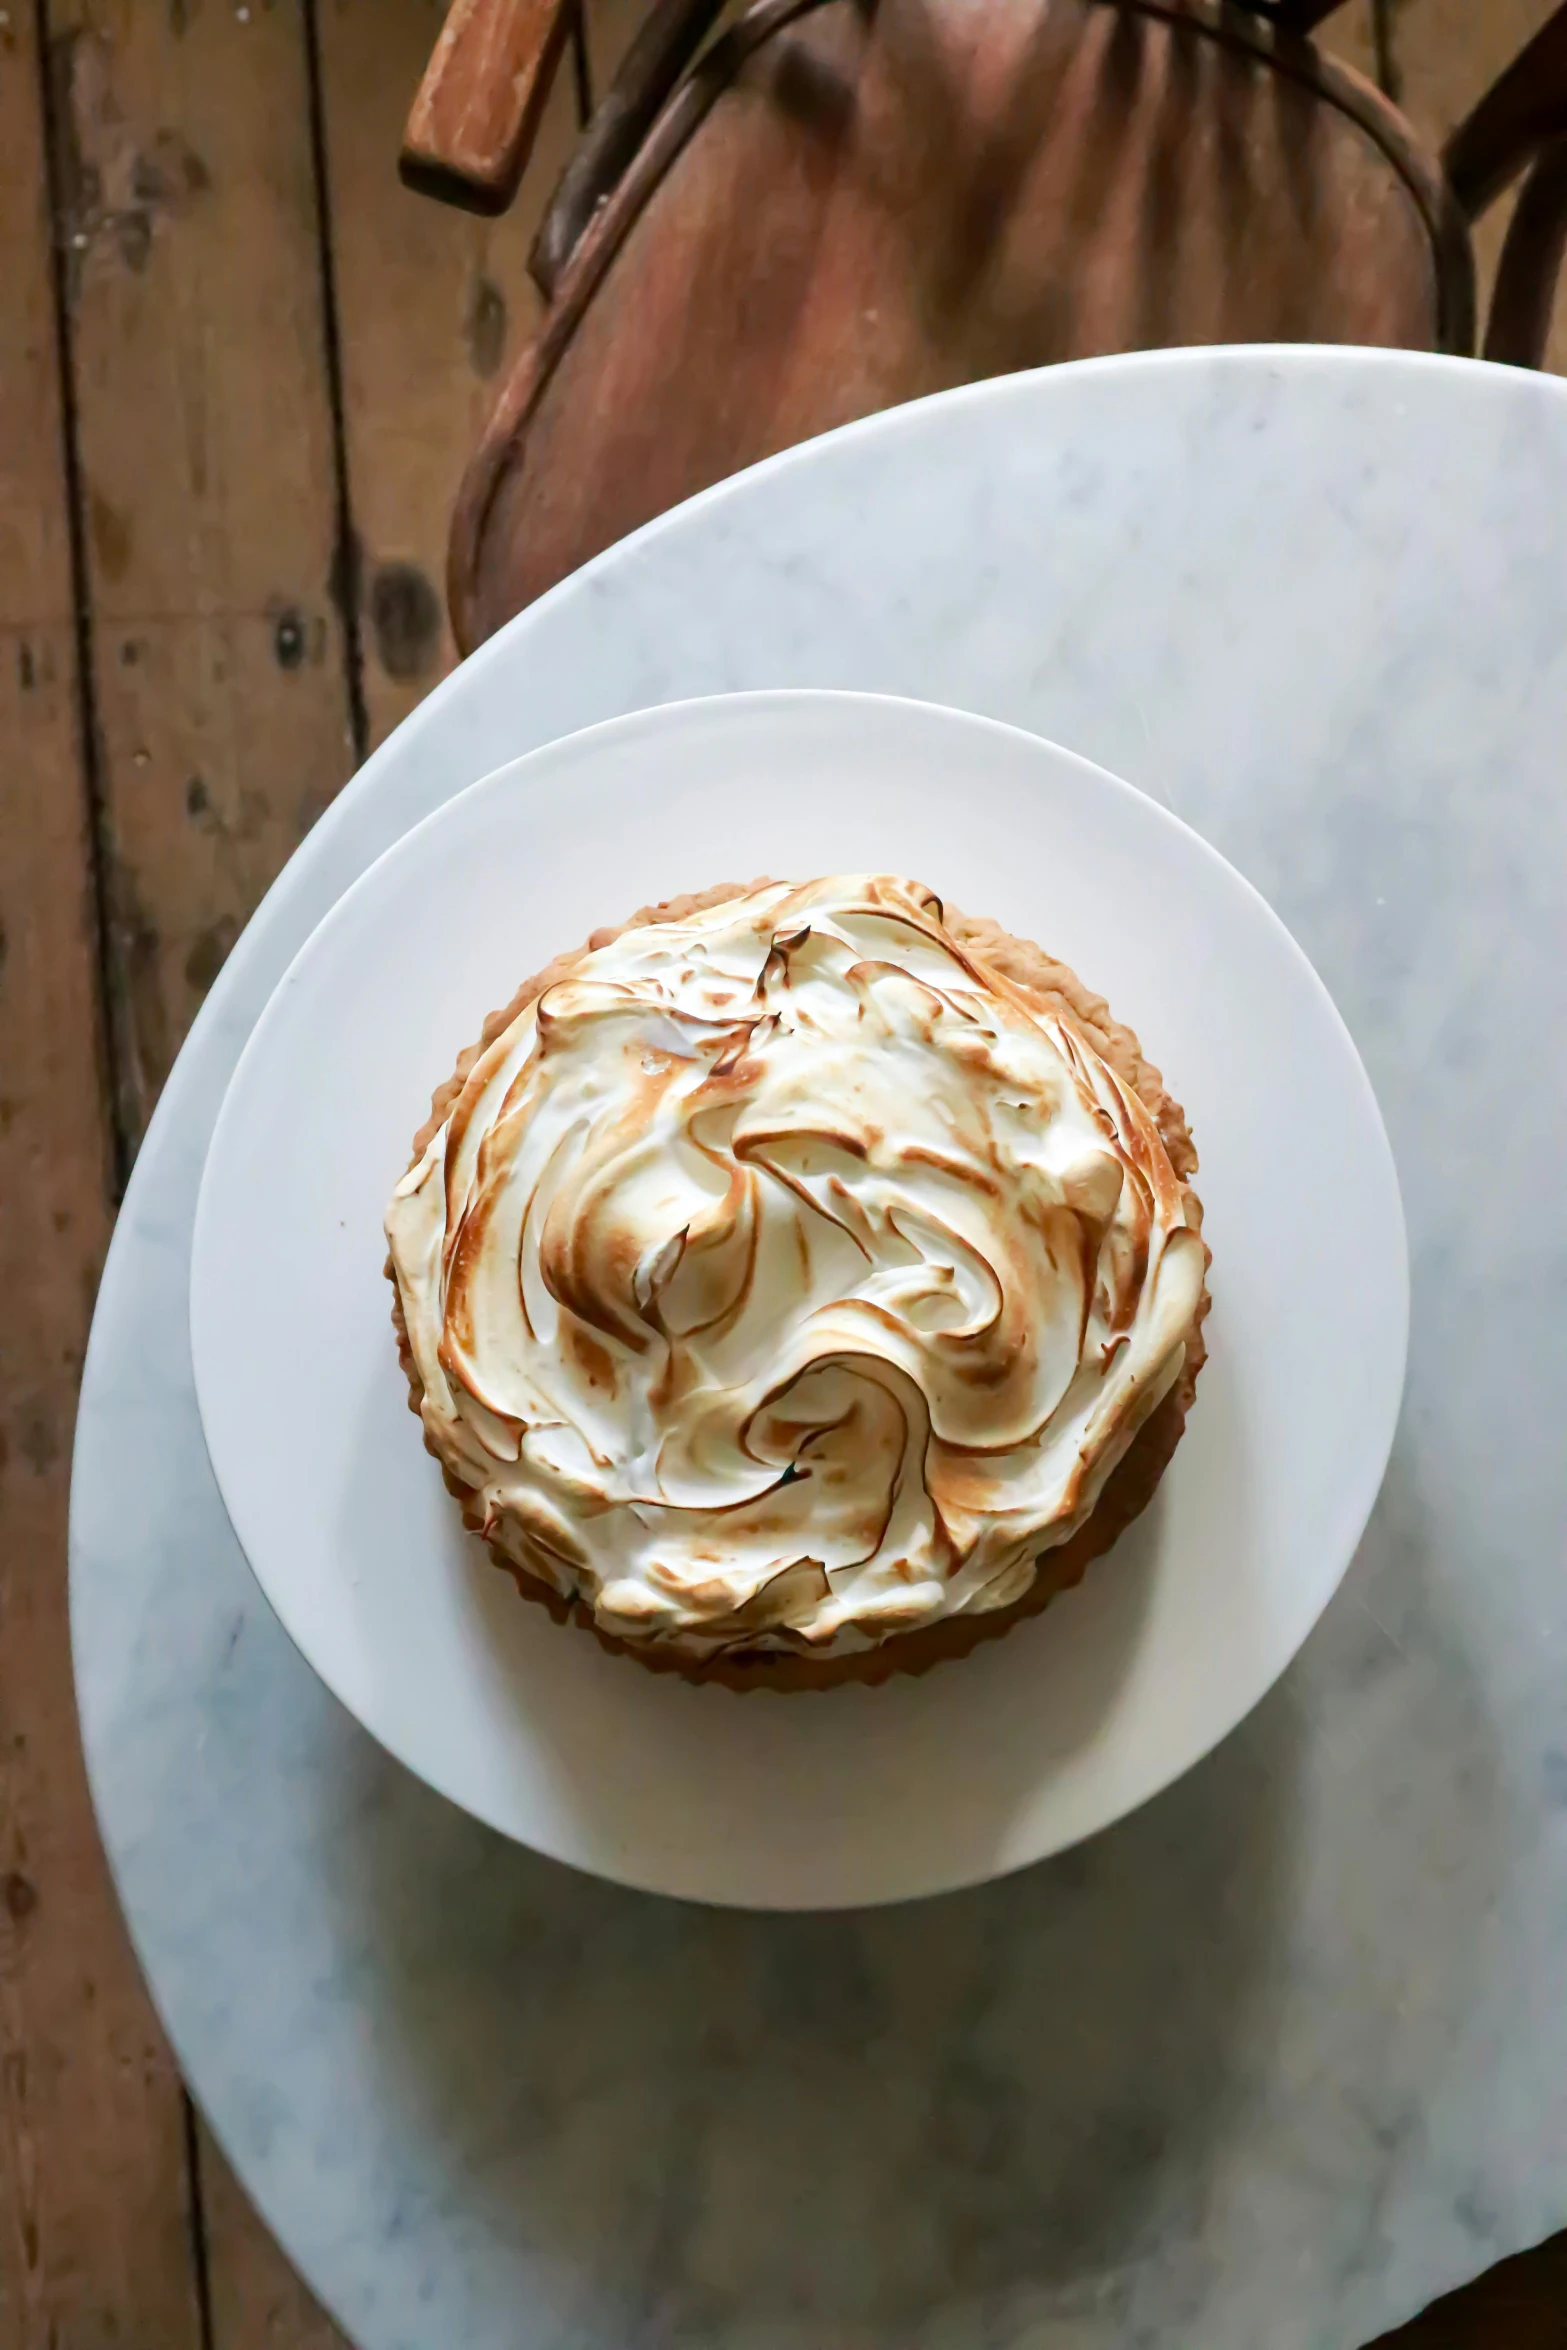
left=0, top=9, right=204, bottom=2344
left=0, top=3, right=1560, bottom=2344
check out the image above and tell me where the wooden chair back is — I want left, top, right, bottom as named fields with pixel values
left=403, top=0, right=1567, bottom=650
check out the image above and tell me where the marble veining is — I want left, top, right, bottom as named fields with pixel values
left=72, top=349, right=1567, bottom=2348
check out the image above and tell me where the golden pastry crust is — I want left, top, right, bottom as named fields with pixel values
left=389, top=882, right=1209, bottom=1691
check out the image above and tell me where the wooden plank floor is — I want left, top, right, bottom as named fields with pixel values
left=0, top=2, right=1561, bottom=2343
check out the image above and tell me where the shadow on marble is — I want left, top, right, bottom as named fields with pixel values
left=316, top=1683, right=1298, bottom=2343
left=169, top=1393, right=1517, bottom=2349
left=1266, top=1435, right=1513, bottom=2322
left=258, top=1410, right=1513, bottom=2347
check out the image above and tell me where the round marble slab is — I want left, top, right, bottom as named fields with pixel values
left=73, top=348, right=1567, bottom=2350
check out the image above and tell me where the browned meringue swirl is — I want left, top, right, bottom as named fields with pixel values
left=387, top=876, right=1205, bottom=1657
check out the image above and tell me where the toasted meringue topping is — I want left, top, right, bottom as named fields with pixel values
left=387, top=876, right=1205, bottom=1657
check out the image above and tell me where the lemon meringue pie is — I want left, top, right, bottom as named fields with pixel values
left=386, top=875, right=1208, bottom=1688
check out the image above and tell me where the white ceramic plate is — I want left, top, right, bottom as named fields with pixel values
left=190, top=690, right=1407, bottom=1909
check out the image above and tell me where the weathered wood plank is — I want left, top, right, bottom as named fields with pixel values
left=0, top=12, right=202, bottom=2349
left=48, top=0, right=356, bottom=1144
left=316, top=0, right=582, bottom=749
left=41, top=0, right=361, bottom=2340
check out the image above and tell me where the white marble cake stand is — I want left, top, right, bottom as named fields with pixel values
left=73, top=348, right=1567, bottom=2350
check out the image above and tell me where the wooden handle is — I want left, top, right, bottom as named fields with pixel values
left=1445, top=0, right=1567, bottom=219
left=401, top=0, right=577, bottom=217
left=529, top=0, right=727, bottom=297
left=1484, top=135, right=1567, bottom=365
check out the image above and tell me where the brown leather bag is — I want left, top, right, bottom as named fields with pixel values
left=403, top=0, right=1567, bottom=651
